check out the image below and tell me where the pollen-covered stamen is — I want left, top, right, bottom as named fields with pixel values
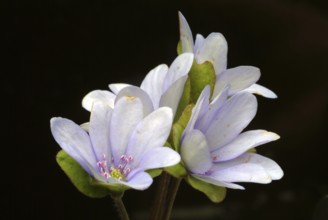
left=96, top=154, right=134, bottom=181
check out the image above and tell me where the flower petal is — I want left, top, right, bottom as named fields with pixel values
left=212, top=130, right=280, bottom=162
left=159, top=76, right=188, bottom=117
left=138, top=147, right=181, bottom=170
left=140, top=64, right=168, bottom=108
left=178, top=12, right=194, bottom=53
left=194, top=34, right=205, bottom=55
left=243, top=83, right=278, bottom=98
left=214, top=66, right=261, bottom=96
left=50, top=117, right=97, bottom=174
left=164, top=53, right=194, bottom=91
left=192, top=174, right=245, bottom=190
left=110, top=95, right=144, bottom=165
left=184, top=86, right=210, bottom=136
left=82, top=90, right=115, bottom=111
left=89, top=102, right=113, bottom=163
left=181, top=129, right=212, bottom=174
left=196, top=33, right=228, bottom=75
left=211, top=163, right=271, bottom=184
left=205, top=92, right=257, bottom=151
left=115, top=86, right=154, bottom=116
left=124, top=171, right=153, bottom=190
left=109, top=83, right=131, bottom=95
left=126, top=107, right=173, bottom=164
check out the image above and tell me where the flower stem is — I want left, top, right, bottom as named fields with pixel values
left=111, top=193, right=130, bottom=220
left=149, top=172, right=182, bottom=220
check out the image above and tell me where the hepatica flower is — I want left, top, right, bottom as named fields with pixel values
left=82, top=52, right=194, bottom=117
left=181, top=86, right=283, bottom=189
left=178, top=12, right=277, bottom=99
left=51, top=91, right=180, bottom=190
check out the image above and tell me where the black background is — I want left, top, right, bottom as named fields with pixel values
left=11, top=0, right=328, bottom=219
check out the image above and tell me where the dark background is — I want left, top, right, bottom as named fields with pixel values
left=11, top=0, right=328, bottom=219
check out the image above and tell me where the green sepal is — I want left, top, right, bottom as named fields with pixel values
left=174, top=78, right=191, bottom=123
left=189, top=61, right=216, bottom=103
left=56, top=150, right=110, bottom=198
left=186, top=175, right=226, bottom=203
left=146, top=168, right=163, bottom=178
left=177, top=40, right=182, bottom=55
left=247, top=148, right=257, bottom=153
left=164, top=163, right=188, bottom=178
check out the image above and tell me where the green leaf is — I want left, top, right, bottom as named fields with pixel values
left=147, top=168, right=163, bottom=178
left=56, top=150, right=110, bottom=198
left=164, top=163, right=188, bottom=178
left=186, top=175, right=226, bottom=203
left=189, top=61, right=216, bottom=103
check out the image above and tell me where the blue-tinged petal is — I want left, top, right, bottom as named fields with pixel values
left=160, top=76, right=188, bottom=117
left=110, top=96, right=144, bottom=166
left=243, top=83, right=278, bottom=98
left=184, top=86, right=210, bottom=136
left=233, top=153, right=284, bottom=180
left=196, top=85, right=229, bottom=132
left=89, top=102, right=113, bottom=163
left=123, top=171, right=153, bottom=190
left=164, top=53, right=194, bottom=91
left=82, top=90, right=115, bottom=111
left=126, top=107, right=173, bottom=164
left=181, top=129, right=212, bottom=174
left=194, top=34, right=205, bottom=55
left=140, top=64, right=168, bottom=108
left=210, top=163, right=271, bottom=184
left=115, top=86, right=154, bottom=116
left=138, top=147, right=181, bottom=170
left=205, top=92, right=257, bottom=151
left=196, top=33, right=228, bottom=75
left=192, top=174, right=245, bottom=190
left=214, top=66, right=261, bottom=96
left=211, top=130, right=280, bottom=161
left=109, top=83, right=131, bottom=95
left=178, top=11, right=194, bottom=53
left=50, top=117, right=97, bottom=174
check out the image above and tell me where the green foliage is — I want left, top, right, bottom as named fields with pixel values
left=165, top=163, right=188, bottom=178
left=186, top=175, right=226, bottom=203
left=56, top=150, right=110, bottom=198
left=189, top=61, right=216, bottom=103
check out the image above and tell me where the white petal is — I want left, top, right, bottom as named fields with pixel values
left=178, top=11, right=194, bottom=53
left=126, top=107, right=173, bottom=164
left=205, top=92, right=257, bottom=151
left=164, top=53, right=194, bottom=91
left=196, top=33, right=228, bottom=75
left=115, top=86, right=154, bottom=116
left=123, top=171, right=153, bottom=190
left=183, top=86, right=210, bottom=136
left=211, top=163, right=271, bottom=184
left=212, top=130, right=280, bottom=162
left=243, top=84, right=277, bottom=98
left=194, top=34, right=205, bottom=55
left=214, top=66, right=261, bottom=96
left=109, top=83, right=131, bottom=95
left=50, top=117, right=97, bottom=174
left=196, top=85, right=229, bottom=132
left=140, top=64, right=168, bottom=108
left=80, top=122, right=90, bottom=132
left=138, top=147, right=181, bottom=170
left=110, top=96, right=144, bottom=165
left=89, top=102, right=113, bottom=163
left=192, top=174, right=245, bottom=190
left=181, top=129, right=212, bottom=174
left=159, top=76, right=188, bottom=117
left=82, top=90, right=115, bottom=111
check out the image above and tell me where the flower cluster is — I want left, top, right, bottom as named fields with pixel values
left=50, top=12, right=283, bottom=202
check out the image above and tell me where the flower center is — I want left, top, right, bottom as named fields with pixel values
left=97, top=154, right=133, bottom=181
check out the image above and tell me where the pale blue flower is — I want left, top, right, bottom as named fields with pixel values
left=51, top=90, right=181, bottom=190
left=82, top=53, right=194, bottom=117
left=178, top=12, right=277, bottom=99
left=181, top=86, right=283, bottom=189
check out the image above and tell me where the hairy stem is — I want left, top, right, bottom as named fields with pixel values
left=112, top=194, right=130, bottom=220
